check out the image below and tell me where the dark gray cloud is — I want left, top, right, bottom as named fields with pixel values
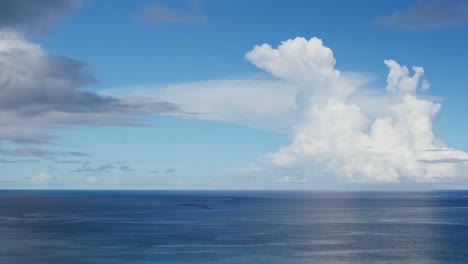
left=0, top=158, right=39, bottom=163
left=0, top=31, right=177, bottom=145
left=0, top=146, right=90, bottom=158
left=53, top=159, right=83, bottom=164
left=73, top=162, right=132, bottom=173
left=73, top=162, right=114, bottom=172
left=118, top=165, right=132, bottom=172
left=61, top=151, right=89, bottom=157
left=373, top=1, right=468, bottom=30
left=135, top=0, right=207, bottom=24
left=0, top=0, right=83, bottom=34
left=0, top=146, right=50, bottom=157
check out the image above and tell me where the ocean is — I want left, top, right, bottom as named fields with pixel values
left=1, top=190, right=467, bottom=263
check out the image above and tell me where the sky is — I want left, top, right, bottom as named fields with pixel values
left=1, top=0, right=468, bottom=190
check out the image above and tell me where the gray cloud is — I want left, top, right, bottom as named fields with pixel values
left=53, top=159, right=83, bottom=164
left=0, top=31, right=177, bottom=145
left=135, top=0, right=207, bottom=24
left=118, top=165, right=132, bottom=172
left=73, top=162, right=132, bottom=173
left=373, top=1, right=468, bottom=30
left=61, top=151, right=89, bottom=157
left=0, top=158, right=39, bottom=163
left=0, top=0, right=83, bottom=34
left=0, top=146, right=90, bottom=158
left=165, top=168, right=175, bottom=173
left=0, top=146, right=50, bottom=157
left=73, top=163, right=114, bottom=172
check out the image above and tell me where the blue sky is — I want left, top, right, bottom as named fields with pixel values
left=1, top=0, right=468, bottom=189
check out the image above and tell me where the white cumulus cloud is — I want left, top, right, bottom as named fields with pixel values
left=104, top=36, right=468, bottom=184
left=250, top=37, right=468, bottom=183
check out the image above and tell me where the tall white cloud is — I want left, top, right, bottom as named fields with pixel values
left=250, top=37, right=468, bottom=182
left=104, top=36, right=468, bottom=183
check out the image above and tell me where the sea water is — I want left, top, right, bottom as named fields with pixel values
left=1, top=190, right=467, bottom=263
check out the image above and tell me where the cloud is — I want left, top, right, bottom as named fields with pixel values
left=0, top=0, right=83, bottom=34
left=73, top=162, right=111, bottom=172
left=174, top=180, right=184, bottom=185
left=0, top=158, right=39, bottom=163
left=225, top=165, right=268, bottom=179
left=135, top=1, right=207, bottom=25
left=31, top=172, right=55, bottom=184
left=85, top=176, right=98, bottom=184
left=0, top=31, right=177, bottom=145
left=104, top=36, right=468, bottom=183
left=53, top=159, right=83, bottom=164
left=247, top=37, right=468, bottom=183
left=0, top=146, right=89, bottom=158
left=373, top=1, right=468, bottom=30
left=0, top=146, right=50, bottom=157
left=165, top=168, right=175, bottom=173
left=274, top=176, right=307, bottom=183
left=112, top=178, right=121, bottom=187
left=418, top=158, right=468, bottom=164
left=73, top=162, right=132, bottom=173
left=102, top=78, right=298, bottom=133
left=227, top=165, right=266, bottom=173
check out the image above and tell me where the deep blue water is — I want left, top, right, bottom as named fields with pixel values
left=1, top=190, right=468, bottom=263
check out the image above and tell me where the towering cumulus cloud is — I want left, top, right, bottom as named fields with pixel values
left=246, top=37, right=468, bottom=183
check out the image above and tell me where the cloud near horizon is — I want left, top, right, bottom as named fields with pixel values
left=105, top=36, right=468, bottom=183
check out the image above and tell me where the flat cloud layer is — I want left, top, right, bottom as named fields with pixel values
left=107, top=36, right=468, bottom=183
left=102, top=79, right=299, bottom=133
left=0, top=31, right=177, bottom=145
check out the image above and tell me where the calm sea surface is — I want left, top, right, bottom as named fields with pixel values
left=1, top=190, right=467, bottom=263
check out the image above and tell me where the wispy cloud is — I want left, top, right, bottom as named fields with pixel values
left=61, top=151, right=89, bottom=157
left=226, top=166, right=266, bottom=173
left=418, top=158, right=468, bottom=164
left=165, top=168, right=175, bottom=173
left=135, top=0, right=207, bottom=25
left=0, top=158, right=39, bottom=163
left=53, top=159, right=83, bottom=164
left=373, top=1, right=468, bottom=30
left=31, top=172, right=55, bottom=184
left=274, top=176, right=308, bottom=183
left=0, top=146, right=90, bottom=158
left=73, top=162, right=133, bottom=173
